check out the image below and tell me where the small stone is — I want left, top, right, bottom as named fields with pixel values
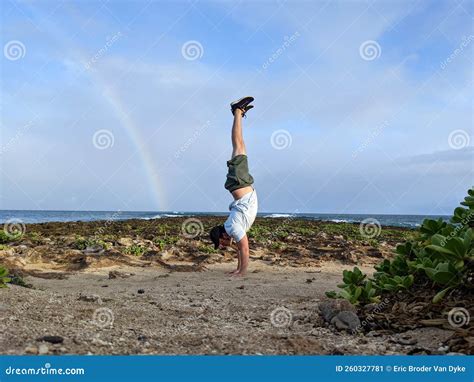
left=393, top=336, right=417, bottom=346
left=37, top=335, right=64, bottom=344
left=237, top=285, right=244, bottom=290
left=109, top=270, right=133, bottom=279
left=331, top=311, right=361, bottom=332
left=83, top=245, right=104, bottom=254
left=117, top=237, right=133, bottom=246
left=366, top=331, right=381, bottom=337
left=161, top=250, right=173, bottom=261
left=137, top=289, right=145, bottom=294
left=319, top=300, right=355, bottom=322
left=24, top=345, right=38, bottom=354
left=78, top=294, right=102, bottom=303
left=92, top=338, right=111, bottom=346
left=319, top=301, right=339, bottom=322
left=38, top=344, right=49, bottom=355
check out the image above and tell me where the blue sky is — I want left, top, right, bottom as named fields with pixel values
left=1, top=0, right=473, bottom=215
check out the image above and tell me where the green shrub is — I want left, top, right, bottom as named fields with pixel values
left=198, top=244, right=218, bottom=254
left=0, top=231, right=17, bottom=244
left=327, top=188, right=474, bottom=304
left=270, top=241, right=286, bottom=251
left=326, top=267, right=379, bottom=305
left=153, top=236, right=179, bottom=250
left=72, top=237, right=108, bottom=250
left=0, top=267, right=11, bottom=288
left=124, top=244, right=147, bottom=256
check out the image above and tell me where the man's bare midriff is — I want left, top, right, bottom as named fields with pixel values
left=231, top=186, right=253, bottom=200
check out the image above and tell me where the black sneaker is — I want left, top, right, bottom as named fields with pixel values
left=241, top=104, right=254, bottom=118
left=230, top=96, right=254, bottom=115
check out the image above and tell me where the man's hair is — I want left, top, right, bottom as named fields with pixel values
left=210, top=225, right=226, bottom=249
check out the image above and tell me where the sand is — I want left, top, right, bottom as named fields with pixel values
left=0, top=218, right=463, bottom=355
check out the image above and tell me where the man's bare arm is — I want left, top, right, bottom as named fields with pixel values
left=236, top=235, right=250, bottom=275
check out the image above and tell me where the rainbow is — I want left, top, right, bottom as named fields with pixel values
left=25, top=3, right=167, bottom=210
left=92, top=79, right=167, bottom=210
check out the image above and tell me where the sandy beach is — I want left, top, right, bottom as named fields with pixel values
left=0, top=218, right=470, bottom=355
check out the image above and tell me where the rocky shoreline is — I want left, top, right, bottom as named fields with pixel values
left=1, top=218, right=469, bottom=354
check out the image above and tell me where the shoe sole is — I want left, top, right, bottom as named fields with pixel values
left=230, top=96, right=254, bottom=112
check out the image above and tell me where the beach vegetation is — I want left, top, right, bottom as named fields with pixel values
left=124, top=244, right=147, bottom=256
left=72, top=237, right=109, bottom=250
left=327, top=188, right=474, bottom=304
left=270, top=241, right=286, bottom=251
left=153, top=236, right=179, bottom=250
left=0, top=266, right=11, bottom=288
left=27, top=231, right=42, bottom=244
left=293, top=227, right=315, bottom=236
left=9, top=273, right=30, bottom=288
left=0, top=231, right=18, bottom=244
left=198, top=244, right=218, bottom=254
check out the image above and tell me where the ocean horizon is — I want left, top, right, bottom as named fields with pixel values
left=0, top=209, right=450, bottom=228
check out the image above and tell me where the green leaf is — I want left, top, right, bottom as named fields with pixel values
left=403, top=275, right=414, bottom=288
left=325, top=291, right=337, bottom=299
left=354, top=286, right=362, bottom=300
left=338, top=289, right=352, bottom=300
left=426, top=244, right=455, bottom=256
left=427, top=262, right=458, bottom=285
left=432, top=287, right=453, bottom=303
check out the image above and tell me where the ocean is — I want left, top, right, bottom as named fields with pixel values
left=0, top=210, right=450, bottom=228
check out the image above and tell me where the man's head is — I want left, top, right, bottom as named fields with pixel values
left=210, top=225, right=232, bottom=249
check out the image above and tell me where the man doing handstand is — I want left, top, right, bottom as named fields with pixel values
left=209, top=96, right=258, bottom=276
